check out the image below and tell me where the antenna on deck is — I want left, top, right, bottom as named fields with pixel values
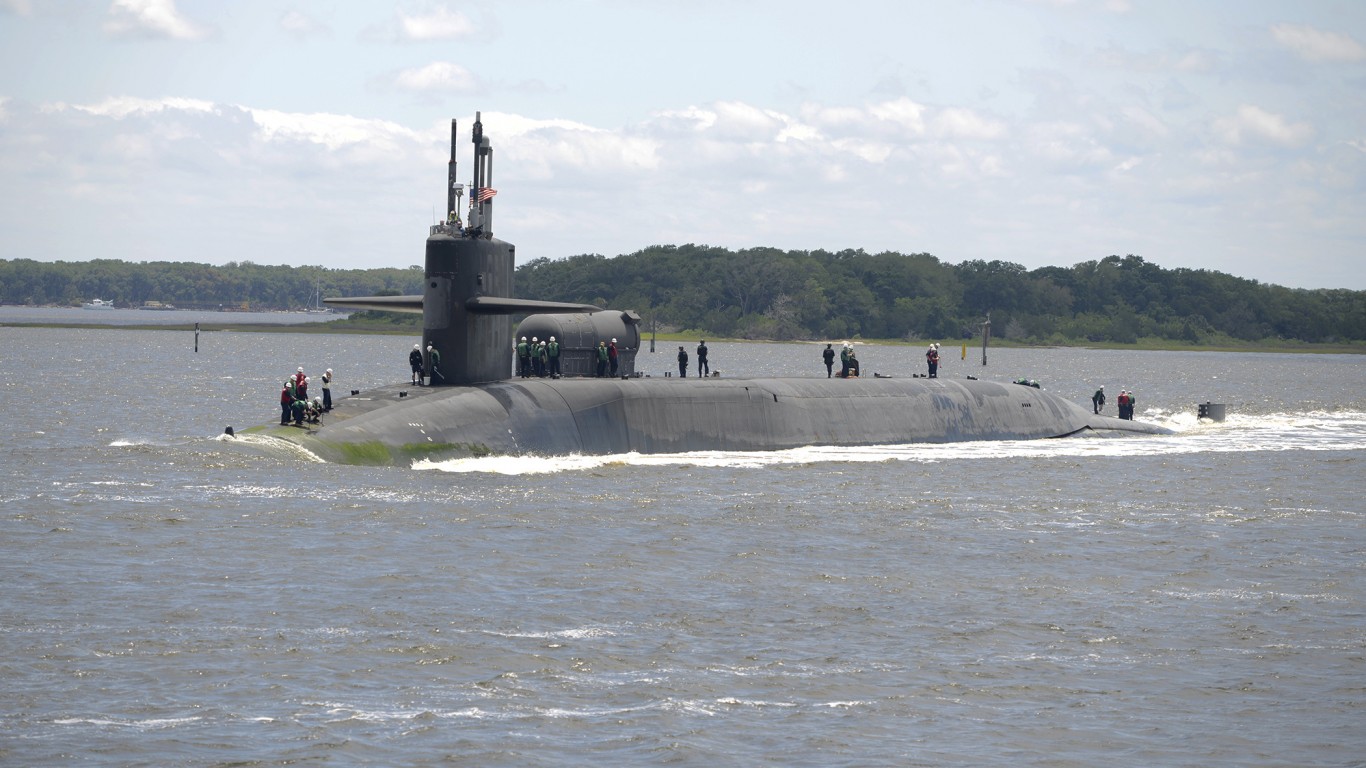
left=446, top=118, right=458, bottom=224
left=468, top=112, right=495, bottom=237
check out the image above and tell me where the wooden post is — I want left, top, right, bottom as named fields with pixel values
left=981, top=313, right=990, bottom=366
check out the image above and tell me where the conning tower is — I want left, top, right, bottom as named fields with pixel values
left=325, top=112, right=602, bottom=384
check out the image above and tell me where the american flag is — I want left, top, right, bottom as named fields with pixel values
left=475, top=187, right=498, bottom=203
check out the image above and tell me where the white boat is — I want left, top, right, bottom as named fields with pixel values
left=306, top=282, right=334, bottom=314
left=82, top=298, right=116, bottom=310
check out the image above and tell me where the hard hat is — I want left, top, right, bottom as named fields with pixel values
left=298, top=367, right=304, bottom=373
left=549, top=336, right=555, bottom=342
left=611, top=338, right=617, bottom=343
left=521, top=336, right=526, bottom=341
left=326, top=368, right=332, bottom=374
left=414, top=344, right=420, bottom=349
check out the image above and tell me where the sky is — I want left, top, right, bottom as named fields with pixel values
left=1, top=1, right=1363, bottom=291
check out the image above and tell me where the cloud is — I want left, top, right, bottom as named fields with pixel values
left=392, top=61, right=479, bottom=93
left=1271, top=23, right=1366, bottom=63
left=931, top=107, right=1007, bottom=141
left=1, top=0, right=32, bottom=15
left=244, top=108, right=423, bottom=154
left=869, top=97, right=928, bottom=136
left=280, top=10, right=330, bottom=40
left=103, top=0, right=212, bottom=41
left=1212, top=105, right=1314, bottom=148
left=58, top=95, right=217, bottom=119
left=398, top=7, right=476, bottom=41
left=5, top=92, right=1359, bottom=289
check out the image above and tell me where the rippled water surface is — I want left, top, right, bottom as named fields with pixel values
left=2, top=325, right=1363, bottom=766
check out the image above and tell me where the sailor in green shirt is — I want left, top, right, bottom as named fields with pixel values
left=547, top=336, right=560, bottom=378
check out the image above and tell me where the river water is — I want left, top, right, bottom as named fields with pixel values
left=2, top=324, right=1363, bottom=766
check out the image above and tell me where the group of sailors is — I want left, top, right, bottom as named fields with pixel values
left=279, top=366, right=332, bottom=426
left=410, top=344, right=444, bottom=386
left=1092, top=386, right=1138, bottom=419
left=820, top=342, right=863, bottom=378
left=517, top=336, right=563, bottom=378
left=676, top=340, right=709, bottom=378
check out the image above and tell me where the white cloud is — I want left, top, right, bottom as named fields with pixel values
left=869, top=97, right=928, bottom=136
left=1271, top=23, right=1366, bottom=63
left=103, top=0, right=211, bottom=41
left=280, top=10, right=329, bottom=40
left=1120, top=106, right=1169, bottom=139
left=398, top=7, right=476, bottom=41
left=931, top=107, right=1007, bottom=141
left=244, top=109, right=423, bottom=153
left=1212, top=105, right=1314, bottom=148
left=393, top=62, right=479, bottom=93
left=1, top=0, right=32, bottom=15
left=61, top=95, right=216, bottom=119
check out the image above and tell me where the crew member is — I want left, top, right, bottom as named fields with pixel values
left=516, top=336, right=531, bottom=378
left=410, top=344, right=423, bottom=384
left=321, top=368, right=333, bottom=411
left=677, top=346, right=688, bottom=378
left=280, top=380, right=293, bottom=425
left=823, top=343, right=835, bottom=378
left=427, top=344, right=444, bottom=385
left=609, top=338, right=619, bottom=377
left=547, top=336, right=560, bottom=378
left=1092, top=386, right=1106, bottom=414
left=697, top=340, right=709, bottom=377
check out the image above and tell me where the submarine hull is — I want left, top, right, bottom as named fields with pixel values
left=266, top=377, right=1170, bottom=463
left=274, top=115, right=1171, bottom=465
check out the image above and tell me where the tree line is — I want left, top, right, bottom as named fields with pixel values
left=3, top=249, right=1363, bottom=345
left=0, top=258, right=424, bottom=312
left=515, top=246, right=1366, bottom=345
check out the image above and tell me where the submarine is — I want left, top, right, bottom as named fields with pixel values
left=248, top=113, right=1171, bottom=465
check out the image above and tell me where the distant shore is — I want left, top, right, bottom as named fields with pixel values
left=4, top=316, right=1362, bottom=355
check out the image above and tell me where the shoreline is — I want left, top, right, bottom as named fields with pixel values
left=4, top=319, right=1363, bottom=355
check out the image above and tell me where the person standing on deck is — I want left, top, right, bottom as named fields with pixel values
left=547, top=337, right=561, bottom=378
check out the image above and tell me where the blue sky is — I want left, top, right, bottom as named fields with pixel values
left=1, top=0, right=1363, bottom=290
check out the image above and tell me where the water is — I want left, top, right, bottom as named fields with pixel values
left=2, top=326, right=1363, bottom=766
left=0, top=305, right=345, bottom=326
